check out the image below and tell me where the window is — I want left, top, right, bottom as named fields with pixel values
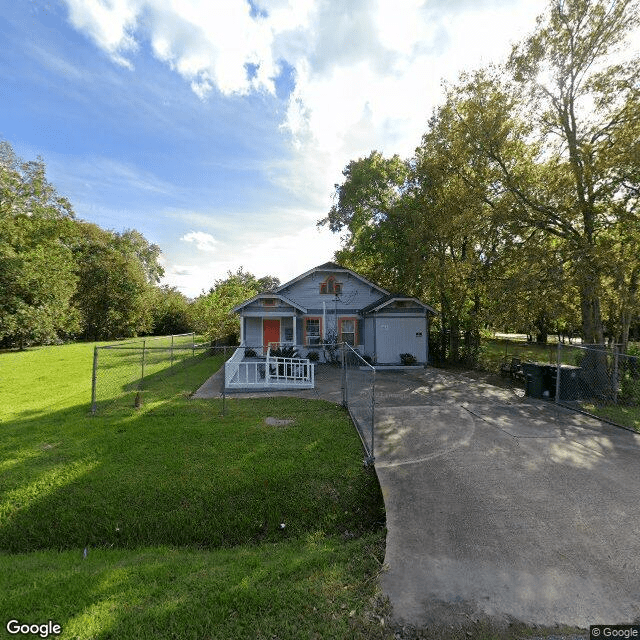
left=304, top=317, right=322, bottom=346
left=263, top=298, right=276, bottom=306
left=340, top=318, right=357, bottom=346
left=284, top=327, right=293, bottom=342
left=320, top=276, right=342, bottom=295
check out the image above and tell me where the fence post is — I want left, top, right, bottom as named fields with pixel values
left=221, top=351, right=226, bottom=417
left=171, top=334, right=174, bottom=368
left=555, top=341, right=561, bottom=403
left=341, top=342, right=347, bottom=407
left=192, top=332, right=195, bottom=357
left=139, top=339, right=146, bottom=390
left=613, top=346, right=619, bottom=404
left=370, top=367, right=376, bottom=464
left=91, top=346, right=99, bottom=414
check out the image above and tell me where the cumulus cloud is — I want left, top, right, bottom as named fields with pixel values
left=62, top=0, right=546, bottom=160
left=181, top=230, right=219, bottom=252
left=62, top=0, right=549, bottom=291
left=62, top=0, right=313, bottom=96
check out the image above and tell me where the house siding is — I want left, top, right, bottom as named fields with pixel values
left=278, top=270, right=385, bottom=312
left=245, top=317, right=262, bottom=347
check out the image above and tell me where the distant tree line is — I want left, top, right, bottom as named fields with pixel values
left=0, top=141, right=277, bottom=349
left=322, top=0, right=639, bottom=364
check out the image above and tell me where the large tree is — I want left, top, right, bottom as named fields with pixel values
left=72, top=222, right=158, bottom=341
left=1, top=141, right=168, bottom=345
left=505, top=0, right=640, bottom=343
left=0, top=142, right=80, bottom=348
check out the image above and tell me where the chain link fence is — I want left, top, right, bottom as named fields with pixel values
left=342, top=344, right=376, bottom=465
left=91, top=338, right=380, bottom=460
left=197, top=342, right=376, bottom=463
left=91, top=334, right=231, bottom=414
left=556, top=343, right=640, bottom=431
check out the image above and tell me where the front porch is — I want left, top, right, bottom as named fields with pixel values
left=224, top=346, right=315, bottom=391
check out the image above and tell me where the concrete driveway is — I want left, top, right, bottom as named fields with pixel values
left=374, top=368, right=640, bottom=629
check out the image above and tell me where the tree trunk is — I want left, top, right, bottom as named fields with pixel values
left=620, top=267, right=639, bottom=355
left=579, top=273, right=604, bottom=345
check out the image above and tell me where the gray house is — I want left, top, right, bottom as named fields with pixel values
left=224, top=263, right=435, bottom=390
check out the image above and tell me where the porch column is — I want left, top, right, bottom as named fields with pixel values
left=239, top=313, right=244, bottom=345
left=293, top=314, right=297, bottom=348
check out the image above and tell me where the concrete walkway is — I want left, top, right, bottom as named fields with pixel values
left=193, top=365, right=640, bottom=629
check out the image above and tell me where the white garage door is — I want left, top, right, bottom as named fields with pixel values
left=376, top=317, right=426, bottom=364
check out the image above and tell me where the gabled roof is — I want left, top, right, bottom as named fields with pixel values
left=360, top=295, right=437, bottom=315
left=231, top=292, right=307, bottom=314
left=276, top=262, right=390, bottom=296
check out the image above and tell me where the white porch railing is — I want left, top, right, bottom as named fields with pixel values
left=225, top=346, right=314, bottom=389
left=265, top=347, right=314, bottom=386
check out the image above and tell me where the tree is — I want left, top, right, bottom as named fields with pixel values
left=115, top=229, right=164, bottom=284
left=0, top=142, right=80, bottom=348
left=72, top=222, right=155, bottom=341
left=320, top=151, right=412, bottom=292
left=191, top=268, right=280, bottom=343
left=505, top=0, right=640, bottom=343
left=151, top=286, right=193, bottom=336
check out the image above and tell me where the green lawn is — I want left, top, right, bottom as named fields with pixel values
left=478, top=337, right=640, bottom=432
left=479, top=336, right=558, bottom=372
left=0, top=342, right=388, bottom=639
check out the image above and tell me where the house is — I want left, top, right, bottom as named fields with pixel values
left=224, top=262, right=436, bottom=390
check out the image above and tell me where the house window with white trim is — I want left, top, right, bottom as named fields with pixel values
left=340, top=318, right=357, bottom=346
left=305, top=318, right=322, bottom=346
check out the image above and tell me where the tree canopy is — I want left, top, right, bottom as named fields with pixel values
left=190, top=268, right=280, bottom=343
left=322, top=0, right=640, bottom=360
left=0, top=142, right=168, bottom=347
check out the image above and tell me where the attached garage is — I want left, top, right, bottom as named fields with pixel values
left=362, top=297, right=436, bottom=365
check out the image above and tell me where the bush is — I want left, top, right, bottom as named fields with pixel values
left=271, top=346, right=299, bottom=359
left=244, top=348, right=257, bottom=358
left=307, top=350, right=320, bottom=362
left=400, top=353, right=417, bottom=365
left=620, top=375, right=640, bottom=404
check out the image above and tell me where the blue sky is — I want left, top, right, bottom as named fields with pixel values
left=1, top=0, right=546, bottom=297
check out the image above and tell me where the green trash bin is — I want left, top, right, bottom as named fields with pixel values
left=522, top=362, right=545, bottom=398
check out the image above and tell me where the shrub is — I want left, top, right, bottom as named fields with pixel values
left=245, top=348, right=257, bottom=358
left=271, top=346, right=299, bottom=359
left=307, top=350, right=320, bottom=362
left=400, top=353, right=417, bottom=365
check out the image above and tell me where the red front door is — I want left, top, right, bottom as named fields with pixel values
left=263, top=319, right=280, bottom=353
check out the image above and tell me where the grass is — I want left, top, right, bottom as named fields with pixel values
left=472, top=337, right=640, bottom=432
left=0, top=340, right=599, bottom=639
left=0, top=341, right=388, bottom=639
left=478, top=337, right=558, bottom=373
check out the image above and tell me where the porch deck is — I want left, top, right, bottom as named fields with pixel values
left=224, top=347, right=314, bottom=390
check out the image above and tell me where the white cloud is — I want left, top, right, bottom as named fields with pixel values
left=61, top=0, right=313, bottom=96
left=61, top=0, right=548, bottom=165
left=64, top=0, right=140, bottom=68
left=181, top=230, right=219, bottom=252
left=62, top=0, right=557, bottom=297
left=163, top=210, right=341, bottom=297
